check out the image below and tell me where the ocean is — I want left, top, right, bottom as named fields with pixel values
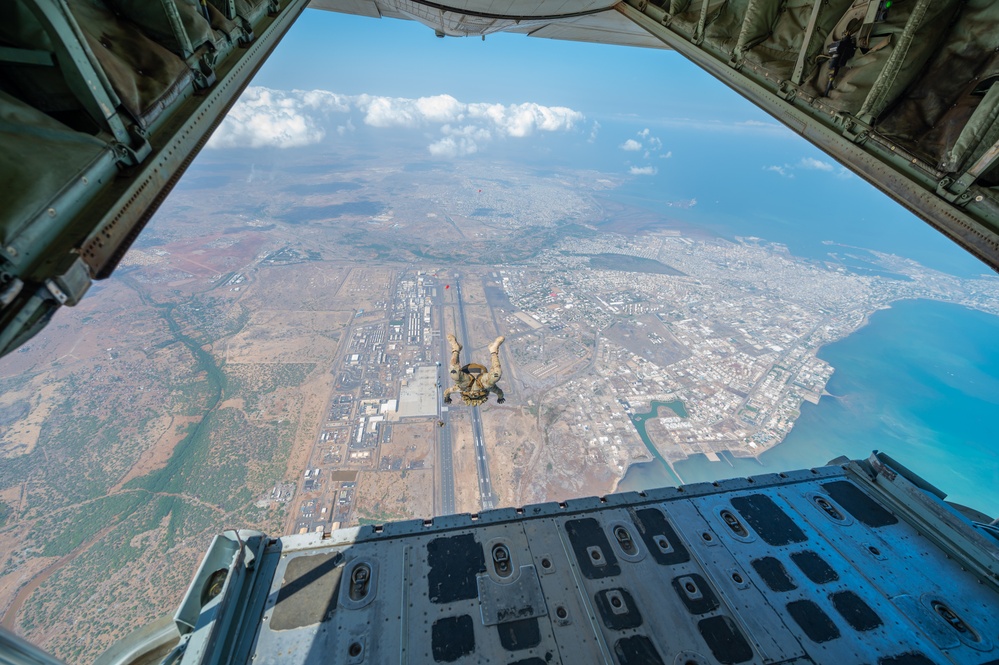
left=619, top=299, right=999, bottom=516
left=544, top=118, right=992, bottom=278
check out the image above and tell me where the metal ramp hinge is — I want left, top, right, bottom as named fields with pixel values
left=238, top=16, right=255, bottom=46
left=193, top=51, right=218, bottom=90
left=776, top=80, right=797, bottom=102
left=935, top=175, right=978, bottom=205
left=45, top=258, right=91, bottom=307
left=113, top=125, right=152, bottom=167
left=44, top=280, right=69, bottom=304
left=940, top=137, right=999, bottom=204
left=840, top=116, right=870, bottom=144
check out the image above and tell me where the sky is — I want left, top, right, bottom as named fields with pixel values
left=211, top=8, right=989, bottom=277
left=253, top=10, right=736, bottom=117
left=233, top=8, right=783, bottom=148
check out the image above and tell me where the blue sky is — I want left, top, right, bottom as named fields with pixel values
left=224, top=8, right=988, bottom=277
left=255, top=10, right=739, bottom=119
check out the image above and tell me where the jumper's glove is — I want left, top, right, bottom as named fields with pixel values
left=444, top=395, right=452, bottom=404
left=497, top=397, right=506, bottom=404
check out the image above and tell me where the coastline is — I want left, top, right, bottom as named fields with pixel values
left=616, top=299, right=999, bottom=511
left=614, top=298, right=915, bottom=492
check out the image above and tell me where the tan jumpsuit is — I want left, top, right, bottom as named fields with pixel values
left=444, top=345, right=504, bottom=406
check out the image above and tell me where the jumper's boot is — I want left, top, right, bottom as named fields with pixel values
left=488, top=336, right=504, bottom=355
left=448, top=334, right=462, bottom=353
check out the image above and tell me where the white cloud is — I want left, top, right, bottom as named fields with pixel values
left=208, top=87, right=348, bottom=149
left=355, top=93, right=467, bottom=127
left=417, top=95, right=465, bottom=123
left=799, top=157, right=834, bottom=171
left=588, top=121, right=601, bottom=143
left=299, top=89, right=351, bottom=112
left=764, top=165, right=791, bottom=177
left=621, top=128, right=669, bottom=175
left=624, top=129, right=666, bottom=157
left=765, top=156, right=843, bottom=178
left=208, top=87, right=583, bottom=157
left=336, top=118, right=355, bottom=136
left=465, top=101, right=582, bottom=137
left=433, top=124, right=493, bottom=156
left=429, top=136, right=480, bottom=158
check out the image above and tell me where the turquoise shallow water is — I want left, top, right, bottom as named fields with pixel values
left=620, top=299, right=999, bottom=516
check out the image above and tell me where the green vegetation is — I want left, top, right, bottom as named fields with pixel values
left=0, top=376, right=170, bottom=513
left=356, top=507, right=406, bottom=524
left=128, top=299, right=230, bottom=498
left=121, top=292, right=297, bottom=518
left=176, top=296, right=249, bottom=342
left=130, top=406, right=293, bottom=512
left=163, top=497, right=220, bottom=549
left=19, top=489, right=264, bottom=662
left=0, top=288, right=289, bottom=518
left=0, top=399, right=30, bottom=427
left=34, top=493, right=145, bottom=557
left=558, top=223, right=600, bottom=239
left=587, top=253, right=684, bottom=276
left=226, top=363, right=315, bottom=412
left=6, top=282, right=311, bottom=661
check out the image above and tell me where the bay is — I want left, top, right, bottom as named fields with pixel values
left=620, top=299, right=999, bottom=517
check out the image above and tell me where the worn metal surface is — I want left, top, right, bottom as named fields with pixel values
left=161, top=454, right=999, bottom=664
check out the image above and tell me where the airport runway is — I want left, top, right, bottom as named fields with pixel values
left=436, top=357, right=456, bottom=515
left=453, top=277, right=496, bottom=510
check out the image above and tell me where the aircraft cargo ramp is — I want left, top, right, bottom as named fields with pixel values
left=93, top=451, right=999, bottom=665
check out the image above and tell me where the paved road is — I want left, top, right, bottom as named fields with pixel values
left=436, top=357, right=456, bottom=515
left=453, top=277, right=496, bottom=510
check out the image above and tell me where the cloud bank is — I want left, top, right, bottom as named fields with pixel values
left=207, top=88, right=350, bottom=149
left=208, top=87, right=584, bottom=156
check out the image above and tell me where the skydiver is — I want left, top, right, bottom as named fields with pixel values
left=443, top=334, right=506, bottom=406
